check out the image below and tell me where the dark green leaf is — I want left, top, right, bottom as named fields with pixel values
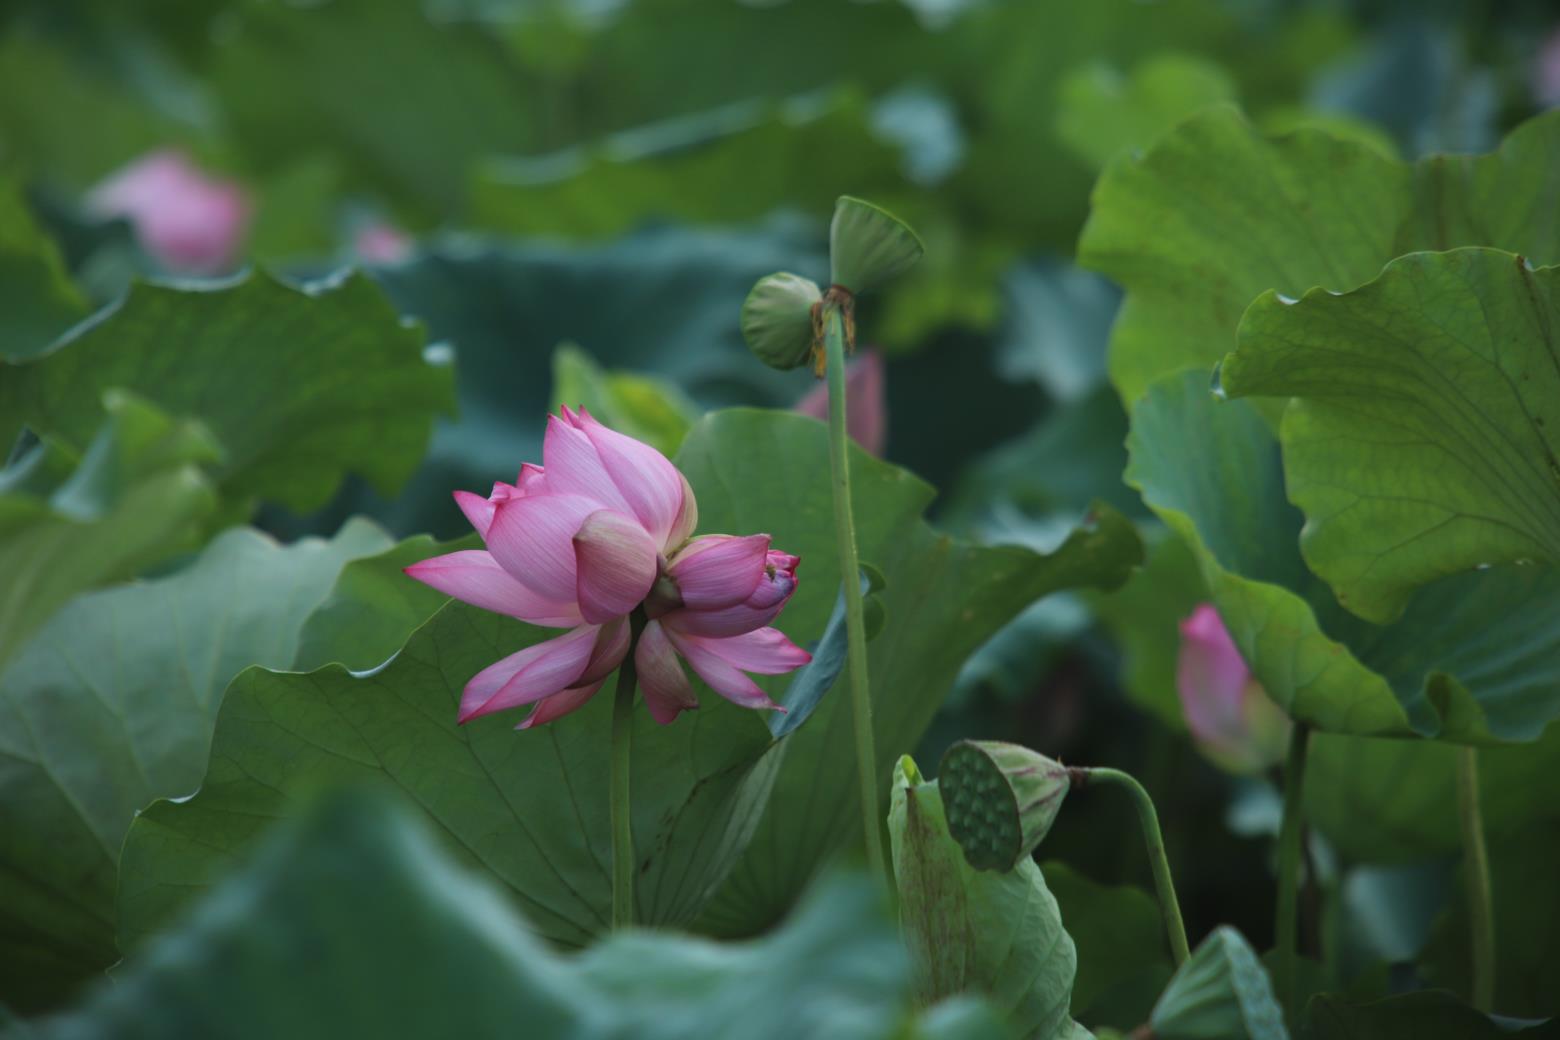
left=1150, top=927, right=1288, bottom=1040
left=1303, top=990, right=1553, bottom=1039
left=0, top=178, right=89, bottom=361
left=1043, top=860, right=1174, bottom=1025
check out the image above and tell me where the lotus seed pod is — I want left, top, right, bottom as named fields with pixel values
left=740, top=272, right=821, bottom=370
left=828, top=196, right=923, bottom=294
left=1150, top=927, right=1288, bottom=1040
left=938, top=740, right=1069, bottom=872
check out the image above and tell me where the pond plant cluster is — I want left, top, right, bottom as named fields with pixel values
left=1, top=2, right=1558, bottom=1038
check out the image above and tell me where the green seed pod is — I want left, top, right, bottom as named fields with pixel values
left=1150, top=927, right=1289, bottom=1040
left=938, top=740, right=1070, bottom=872
left=740, top=272, right=821, bottom=371
left=828, top=196, right=924, bottom=294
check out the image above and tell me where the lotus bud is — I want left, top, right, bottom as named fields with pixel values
left=938, top=739, right=1070, bottom=872
left=740, top=272, right=821, bottom=371
left=828, top=196, right=923, bottom=295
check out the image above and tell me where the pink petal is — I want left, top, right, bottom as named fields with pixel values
left=636, top=620, right=700, bottom=725
left=793, top=349, right=887, bottom=456
left=485, top=492, right=601, bottom=605
left=516, top=680, right=605, bottom=730
left=404, top=550, right=582, bottom=627
left=673, top=627, right=811, bottom=675
left=87, top=150, right=252, bottom=275
left=573, top=509, right=659, bottom=624
left=576, top=408, right=686, bottom=547
left=666, top=534, right=770, bottom=610
left=662, top=601, right=780, bottom=638
left=665, top=628, right=784, bottom=712
left=453, top=482, right=517, bottom=538
left=1176, top=604, right=1253, bottom=745
left=355, top=221, right=412, bottom=264
left=516, top=463, right=546, bottom=494
left=542, top=414, right=635, bottom=515
left=666, top=471, right=699, bottom=549
left=577, top=617, right=630, bottom=686
left=460, top=624, right=600, bottom=723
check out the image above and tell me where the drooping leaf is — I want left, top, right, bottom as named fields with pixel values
left=1079, top=107, right=1560, bottom=411
left=1042, top=861, right=1174, bottom=1026
left=888, top=756, right=1082, bottom=1040
left=0, top=178, right=89, bottom=361
left=1, top=270, right=452, bottom=513
left=549, top=344, right=699, bottom=461
left=1303, top=990, right=1554, bottom=1039
left=1220, top=248, right=1560, bottom=623
left=1125, top=370, right=1560, bottom=742
left=0, top=391, right=219, bottom=673
left=687, top=412, right=1143, bottom=936
left=1055, top=54, right=1236, bottom=171
left=1149, top=927, right=1288, bottom=1040
left=0, top=519, right=390, bottom=1010
left=27, top=789, right=992, bottom=1039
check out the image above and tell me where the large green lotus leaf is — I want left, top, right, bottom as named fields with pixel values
left=470, top=91, right=903, bottom=240
left=691, top=412, right=1142, bottom=937
left=1306, top=724, right=1560, bottom=865
left=1304, top=991, right=1553, bottom=1039
left=0, top=178, right=88, bottom=361
left=1, top=270, right=453, bottom=513
left=1055, top=53, right=1236, bottom=171
left=117, top=598, right=785, bottom=951
left=359, top=224, right=822, bottom=537
left=1421, top=816, right=1560, bottom=1019
left=24, top=788, right=994, bottom=1040
left=1220, top=249, right=1560, bottom=624
left=888, top=757, right=1082, bottom=1040
left=209, top=0, right=532, bottom=224
left=0, top=518, right=389, bottom=1011
left=1042, top=861, right=1173, bottom=1027
left=0, top=391, right=219, bottom=673
left=1080, top=107, right=1560, bottom=410
left=1126, top=371, right=1560, bottom=742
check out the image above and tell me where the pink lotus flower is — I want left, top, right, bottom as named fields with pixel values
left=794, top=348, right=886, bottom=456
left=354, top=221, right=413, bottom=264
left=406, top=407, right=811, bottom=728
left=1176, top=604, right=1291, bottom=774
left=87, top=150, right=252, bottom=275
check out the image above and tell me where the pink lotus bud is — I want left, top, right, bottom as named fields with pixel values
left=794, top=348, right=887, bottom=456
left=405, top=406, right=809, bottom=729
left=1537, top=29, right=1560, bottom=108
left=87, top=150, right=252, bottom=275
left=1176, top=604, right=1290, bottom=774
left=354, top=221, right=413, bottom=264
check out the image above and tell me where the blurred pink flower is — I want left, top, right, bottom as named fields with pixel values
left=794, top=348, right=886, bottom=456
left=1176, top=604, right=1291, bottom=774
left=354, top=221, right=413, bottom=264
left=406, top=407, right=809, bottom=729
left=87, top=150, right=251, bottom=274
left=1537, top=28, right=1560, bottom=108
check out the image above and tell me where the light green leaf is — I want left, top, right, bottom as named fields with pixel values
left=1220, top=248, right=1560, bottom=623
left=1149, top=927, right=1288, bottom=1040
left=687, top=412, right=1143, bottom=936
left=2, top=270, right=453, bottom=513
left=116, top=599, right=785, bottom=951
left=889, top=756, right=1081, bottom=1040
left=1125, top=371, right=1560, bottom=742
left=27, top=789, right=989, bottom=1039
left=0, top=519, right=390, bottom=1010
left=1080, top=107, right=1560, bottom=411
left=550, top=344, right=699, bottom=461
left=471, top=91, right=904, bottom=240
left=0, top=178, right=89, bottom=361
left=1056, top=54, right=1236, bottom=171
left=0, top=391, right=219, bottom=673
left=1042, top=861, right=1174, bottom=1026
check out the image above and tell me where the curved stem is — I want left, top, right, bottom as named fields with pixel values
left=1084, top=767, right=1190, bottom=965
left=823, top=304, right=886, bottom=883
left=1274, top=724, right=1311, bottom=1015
left=1457, top=745, right=1496, bottom=1012
left=609, top=613, right=646, bottom=929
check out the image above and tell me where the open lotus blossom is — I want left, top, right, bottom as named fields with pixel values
left=87, top=149, right=252, bottom=275
left=406, top=407, right=810, bottom=729
left=1176, top=604, right=1291, bottom=774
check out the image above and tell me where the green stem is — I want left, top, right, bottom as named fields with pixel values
left=823, top=304, right=886, bottom=883
left=610, top=613, right=646, bottom=929
left=1457, top=745, right=1496, bottom=1012
left=1274, top=724, right=1311, bottom=1015
left=1085, top=767, right=1190, bottom=965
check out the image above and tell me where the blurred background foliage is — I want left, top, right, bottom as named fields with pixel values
left=3, top=0, right=1560, bottom=1031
